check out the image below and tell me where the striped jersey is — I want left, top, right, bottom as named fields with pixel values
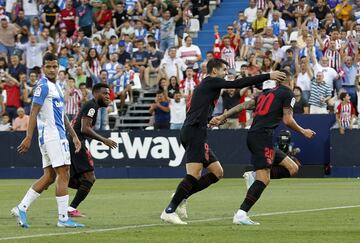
left=337, top=102, right=355, bottom=128
left=323, top=49, right=341, bottom=72
left=104, top=62, right=121, bottom=80
left=65, top=88, right=82, bottom=115
left=32, top=77, right=66, bottom=145
left=112, top=70, right=135, bottom=93
left=220, top=46, right=236, bottom=69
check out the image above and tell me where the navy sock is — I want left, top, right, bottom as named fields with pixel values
left=165, top=174, right=198, bottom=213
left=240, top=180, right=267, bottom=212
left=187, top=173, right=219, bottom=198
left=70, top=180, right=93, bottom=209
left=270, top=166, right=291, bottom=179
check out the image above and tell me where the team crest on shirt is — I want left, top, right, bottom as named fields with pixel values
left=34, top=86, right=42, bottom=97
left=87, top=108, right=95, bottom=117
left=290, top=97, right=296, bottom=108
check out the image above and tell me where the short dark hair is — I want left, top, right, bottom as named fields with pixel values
left=43, top=52, right=58, bottom=65
left=148, top=41, right=156, bottom=49
left=286, top=49, right=293, bottom=54
left=92, top=83, right=109, bottom=94
left=206, top=58, right=228, bottom=74
left=184, top=36, right=192, bottom=41
left=156, top=89, right=164, bottom=95
left=100, top=69, right=108, bottom=75
left=293, top=86, right=303, bottom=94
left=340, top=92, right=348, bottom=101
left=79, top=82, right=86, bottom=88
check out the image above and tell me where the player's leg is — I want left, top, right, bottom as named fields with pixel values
left=234, top=132, right=272, bottom=225
left=68, top=171, right=96, bottom=217
left=51, top=139, right=84, bottom=227
left=11, top=146, right=57, bottom=228
left=275, top=156, right=299, bottom=177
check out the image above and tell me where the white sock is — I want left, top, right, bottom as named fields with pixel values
left=56, top=195, right=69, bottom=222
left=18, top=187, right=40, bottom=212
left=68, top=206, right=76, bottom=212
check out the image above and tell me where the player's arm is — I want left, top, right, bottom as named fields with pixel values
left=81, top=117, right=117, bottom=148
left=209, top=99, right=255, bottom=126
left=283, top=107, right=316, bottom=139
left=64, top=115, right=81, bottom=153
left=17, top=103, right=41, bottom=154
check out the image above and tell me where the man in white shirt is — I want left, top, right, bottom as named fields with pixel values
left=16, top=35, right=48, bottom=71
left=313, top=56, right=339, bottom=92
left=177, top=36, right=202, bottom=70
left=159, top=47, right=187, bottom=81
left=244, top=0, right=257, bottom=23
left=170, top=91, right=186, bottom=130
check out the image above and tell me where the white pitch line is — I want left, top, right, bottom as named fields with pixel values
left=1, top=204, right=360, bottom=241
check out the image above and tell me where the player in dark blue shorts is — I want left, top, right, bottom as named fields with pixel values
left=210, top=70, right=316, bottom=225
left=67, top=83, right=117, bottom=217
left=160, top=58, right=287, bottom=224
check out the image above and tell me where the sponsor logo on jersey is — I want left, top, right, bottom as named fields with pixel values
left=54, top=101, right=64, bottom=107
left=85, top=132, right=185, bottom=167
left=290, top=97, right=296, bottom=108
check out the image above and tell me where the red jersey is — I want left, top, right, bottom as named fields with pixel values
left=4, top=84, right=21, bottom=108
left=60, top=8, right=76, bottom=32
left=95, top=10, right=112, bottom=28
left=337, top=102, right=355, bottom=128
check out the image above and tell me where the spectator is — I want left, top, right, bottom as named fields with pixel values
left=220, top=36, right=236, bottom=72
left=239, top=28, right=255, bottom=60
left=296, top=56, right=313, bottom=102
left=0, top=113, right=11, bottom=131
left=85, top=48, right=102, bottom=85
left=179, top=67, right=199, bottom=97
left=313, top=56, right=340, bottom=92
left=321, top=13, right=341, bottom=35
left=308, top=71, right=332, bottom=114
left=279, top=0, right=296, bottom=28
left=192, top=0, right=209, bottom=30
left=234, top=11, right=251, bottom=36
left=118, top=40, right=131, bottom=65
left=29, top=17, right=43, bottom=37
left=22, top=71, right=37, bottom=114
left=60, top=0, right=76, bottom=37
left=149, top=90, right=170, bottom=130
left=252, top=8, right=267, bottom=34
left=0, top=70, right=20, bottom=121
left=15, top=35, right=48, bottom=72
left=267, top=10, right=287, bottom=38
left=0, top=16, right=20, bottom=58
left=336, top=91, right=355, bottom=134
left=313, top=0, right=331, bottom=22
left=8, top=54, right=26, bottom=80
left=131, top=40, right=149, bottom=86
left=12, top=107, right=29, bottom=131
left=220, top=89, right=241, bottom=129
left=104, top=52, right=121, bottom=79
left=159, top=47, right=187, bottom=81
left=79, top=82, right=92, bottom=104
left=294, top=0, right=310, bottom=24
left=248, top=37, right=266, bottom=64
left=146, top=8, right=182, bottom=52
left=178, top=36, right=202, bottom=70
left=76, top=0, right=93, bottom=37
left=95, top=2, right=113, bottom=30
left=113, top=3, right=129, bottom=33
left=293, top=86, right=310, bottom=114
left=134, top=20, right=147, bottom=41
left=169, top=91, right=186, bottom=129
left=74, top=65, right=87, bottom=88
left=197, top=62, right=208, bottom=82
left=299, top=35, right=323, bottom=62
left=23, top=0, right=39, bottom=23
left=342, top=56, right=357, bottom=107
left=244, top=0, right=257, bottom=24
left=144, top=41, right=163, bottom=88
left=281, top=49, right=296, bottom=74
left=15, top=9, right=31, bottom=44
left=112, top=63, right=134, bottom=113
left=304, top=11, right=320, bottom=33
left=167, top=76, right=180, bottom=99
left=65, top=77, right=82, bottom=121
left=42, top=0, right=60, bottom=37
left=262, top=27, right=277, bottom=50
left=38, top=27, right=55, bottom=45
left=335, top=0, right=353, bottom=30
left=120, top=19, right=135, bottom=39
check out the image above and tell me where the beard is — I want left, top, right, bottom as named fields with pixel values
left=97, top=98, right=108, bottom=107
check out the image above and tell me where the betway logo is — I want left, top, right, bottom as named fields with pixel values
left=85, top=132, right=185, bottom=167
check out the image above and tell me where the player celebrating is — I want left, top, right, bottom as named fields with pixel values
left=210, top=70, right=316, bottom=225
left=12, top=53, right=84, bottom=228
left=67, top=83, right=117, bottom=217
left=160, top=58, right=287, bottom=224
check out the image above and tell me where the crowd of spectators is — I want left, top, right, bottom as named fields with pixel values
left=0, top=0, right=359, bottom=133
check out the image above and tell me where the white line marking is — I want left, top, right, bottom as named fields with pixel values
left=1, top=204, right=359, bottom=241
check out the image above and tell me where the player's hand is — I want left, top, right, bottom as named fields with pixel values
left=302, top=129, right=316, bottom=139
left=73, top=137, right=82, bottom=153
left=209, top=114, right=226, bottom=126
left=103, top=138, right=117, bottom=149
left=17, top=136, right=31, bottom=154
left=270, top=71, right=287, bottom=82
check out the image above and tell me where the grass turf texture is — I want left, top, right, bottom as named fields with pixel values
left=0, top=178, right=359, bottom=242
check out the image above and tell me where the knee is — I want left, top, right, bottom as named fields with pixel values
left=82, top=172, right=96, bottom=184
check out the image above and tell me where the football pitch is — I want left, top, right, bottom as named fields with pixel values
left=0, top=178, right=359, bottom=242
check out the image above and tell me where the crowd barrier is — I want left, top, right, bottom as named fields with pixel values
left=0, top=114, right=338, bottom=179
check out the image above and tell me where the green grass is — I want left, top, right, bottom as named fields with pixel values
left=0, top=178, right=360, bottom=242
